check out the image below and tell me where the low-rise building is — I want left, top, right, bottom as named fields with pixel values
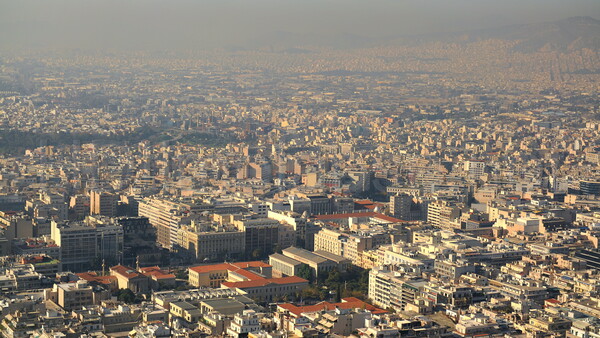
left=169, top=301, right=202, bottom=324
left=221, top=276, right=308, bottom=302
left=281, top=247, right=338, bottom=277
left=226, top=310, right=261, bottom=338
left=46, top=280, right=94, bottom=310
left=110, top=265, right=150, bottom=293
left=269, top=253, right=305, bottom=277
left=188, top=261, right=272, bottom=288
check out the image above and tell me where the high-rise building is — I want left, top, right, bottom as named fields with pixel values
left=116, top=216, right=160, bottom=267
left=233, top=218, right=279, bottom=257
left=390, top=193, right=413, bottom=220
left=249, top=161, right=272, bottom=181
left=51, top=220, right=123, bottom=272
left=138, top=198, right=196, bottom=249
left=69, top=194, right=91, bottom=220
left=90, top=190, right=118, bottom=217
left=51, top=222, right=98, bottom=272
left=368, top=267, right=428, bottom=312
left=575, top=249, right=600, bottom=270
left=580, top=180, right=600, bottom=195
left=427, top=199, right=462, bottom=228
left=0, top=212, right=33, bottom=244
left=95, top=222, right=125, bottom=264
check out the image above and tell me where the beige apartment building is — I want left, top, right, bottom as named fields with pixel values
left=178, top=225, right=245, bottom=261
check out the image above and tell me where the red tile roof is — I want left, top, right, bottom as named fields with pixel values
left=188, top=263, right=233, bottom=274
left=354, top=200, right=376, bottom=210
left=228, top=267, right=265, bottom=281
left=277, top=297, right=387, bottom=316
left=188, top=261, right=271, bottom=282
left=354, top=200, right=374, bottom=205
left=221, top=276, right=307, bottom=289
left=110, top=265, right=143, bottom=279
left=231, top=261, right=271, bottom=269
left=76, top=272, right=117, bottom=285
left=140, top=266, right=176, bottom=280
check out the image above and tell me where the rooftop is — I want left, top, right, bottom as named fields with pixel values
left=277, top=297, right=387, bottom=317
left=189, top=261, right=271, bottom=276
left=110, top=265, right=144, bottom=279
left=221, top=276, right=307, bottom=289
left=76, top=272, right=117, bottom=285
left=270, top=253, right=303, bottom=266
left=140, top=266, right=176, bottom=280
left=313, top=212, right=404, bottom=223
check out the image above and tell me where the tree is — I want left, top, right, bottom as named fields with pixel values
left=320, top=267, right=370, bottom=301
left=251, top=248, right=263, bottom=260
left=117, top=289, right=136, bottom=304
left=175, top=284, right=192, bottom=291
left=319, top=288, right=328, bottom=300
left=297, top=264, right=313, bottom=282
left=274, top=244, right=283, bottom=254
left=299, top=286, right=321, bottom=300
left=175, top=269, right=188, bottom=280
left=325, top=270, right=341, bottom=286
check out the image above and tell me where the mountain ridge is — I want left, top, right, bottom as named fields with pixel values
left=233, top=16, right=600, bottom=53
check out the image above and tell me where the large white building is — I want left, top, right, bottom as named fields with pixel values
left=51, top=220, right=123, bottom=272
left=138, top=198, right=200, bottom=249
left=368, top=267, right=428, bottom=312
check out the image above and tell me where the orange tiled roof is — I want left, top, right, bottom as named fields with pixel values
left=228, top=267, right=265, bottom=281
left=231, top=261, right=271, bottom=269
left=140, top=266, right=176, bottom=280
left=188, top=263, right=232, bottom=274
left=222, top=276, right=307, bottom=289
left=189, top=261, right=271, bottom=281
left=277, top=297, right=387, bottom=316
left=110, top=265, right=143, bottom=279
left=76, top=272, right=117, bottom=285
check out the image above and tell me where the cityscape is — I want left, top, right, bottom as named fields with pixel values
left=1, top=1, right=600, bottom=337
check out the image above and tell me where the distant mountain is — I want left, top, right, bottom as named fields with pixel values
left=471, top=16, right=600, bottom=52
left=390, top=16, right=600, bottom=52
left=227, top=17, right=600, bottom=52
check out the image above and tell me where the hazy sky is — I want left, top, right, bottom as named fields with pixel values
left=1, top=0, right=598, bottom=51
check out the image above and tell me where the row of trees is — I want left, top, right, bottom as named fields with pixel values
left=0, top=127, right=234, bottom=155
left=0, top=127, right=158, bottom=155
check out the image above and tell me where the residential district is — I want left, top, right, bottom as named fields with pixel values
left=0, top=45, right=599, bottom=338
